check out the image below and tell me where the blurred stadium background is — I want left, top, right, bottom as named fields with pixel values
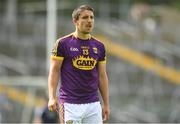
left=1, top=0, right=180, bottom=123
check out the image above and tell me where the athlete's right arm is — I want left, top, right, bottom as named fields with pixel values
left=48, top=58, right=63, bottom=112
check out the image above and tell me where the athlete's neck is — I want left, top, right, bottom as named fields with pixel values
left=73, top=31, right=91, bottom=40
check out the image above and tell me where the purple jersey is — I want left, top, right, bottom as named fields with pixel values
left=51, top=33, right=106, bottom=104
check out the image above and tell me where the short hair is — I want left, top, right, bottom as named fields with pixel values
left=72, top=5, right=94, bottom=20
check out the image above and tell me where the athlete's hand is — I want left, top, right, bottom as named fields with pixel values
left=102, top=105, right=110, bottom=122
left=48, top=98, right=59, bottom=113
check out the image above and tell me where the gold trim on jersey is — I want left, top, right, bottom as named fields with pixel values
left=59, top=102, right=65, bottom=124
left=91, top=36, right=105, bottom=45
left=52, top=33, right=74, bottom=58
left=51, top=55, right=64, bottom=60
left=99, top=60, right=106, bottom=64
left=56, top=33, right=74, bottom=43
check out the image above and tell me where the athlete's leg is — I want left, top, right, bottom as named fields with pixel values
left=59, top=102, right=84, bottom=124
left=82, top=102, right=103, bottom=124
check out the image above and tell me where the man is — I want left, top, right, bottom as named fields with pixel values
left=48, top=5, right=109, bottom=124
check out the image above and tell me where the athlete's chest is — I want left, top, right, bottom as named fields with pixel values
left=64, top=40, right=100, bottom=70
left=65, top=40, right=99, bottom=59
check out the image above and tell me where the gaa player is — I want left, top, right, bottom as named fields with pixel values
left=48, top=5, right=110, bottom=124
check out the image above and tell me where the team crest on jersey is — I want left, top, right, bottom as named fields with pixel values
left=66, top=120, right=73, bottom=124
left=93, top=47, right=98, bottom=54
left=72, top=55, right=97, bottom=70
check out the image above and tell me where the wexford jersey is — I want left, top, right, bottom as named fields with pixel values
left=51, top=33, right=106, bottom=104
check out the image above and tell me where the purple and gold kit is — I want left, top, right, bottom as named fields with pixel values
left=51, top=33, right=106, bottom=104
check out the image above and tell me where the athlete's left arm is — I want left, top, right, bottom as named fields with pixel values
left=98, top=62, right=110, bottom=121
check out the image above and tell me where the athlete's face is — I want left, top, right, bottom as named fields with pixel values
left=74, top=10, right=94, bottom=34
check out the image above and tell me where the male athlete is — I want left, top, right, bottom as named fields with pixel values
left=48, top=5, right=110, bottom=124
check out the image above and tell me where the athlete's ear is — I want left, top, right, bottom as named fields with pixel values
left=72, top=18, right=77, bottom=25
